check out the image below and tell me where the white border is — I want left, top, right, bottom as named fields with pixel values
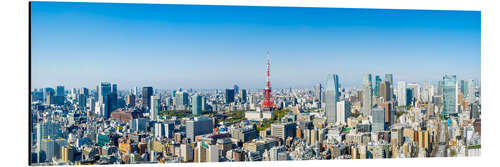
left=1, top=0, right=498, bottom=167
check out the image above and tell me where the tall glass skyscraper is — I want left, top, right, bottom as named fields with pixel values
left=443, top=74, right=458, bottom=118
left=192, top=94, right=202, bottom=115
left=99, top=82, right=112, bottom=118
left=385, top=73, right=394, bottom=100
left=150, top=95, right=161, bottom=120
left=316, top=83, right=322, bottom=106
left=375, top=75, right=381, bottom=97
left=142, top=87, right=154, bottom=110
left=362, top=74, right=372, bottom=116
left=225, top=89, right=235, bottom=104
left=325, top=74, right=339, bottom=123
left=385, top=74, right=393, bottom=85
left=56, top=85, right=65, bottom=97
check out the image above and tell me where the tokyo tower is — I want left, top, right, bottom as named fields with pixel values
left=262, top=51, right=275, bottom=111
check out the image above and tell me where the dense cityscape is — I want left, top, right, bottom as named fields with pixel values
left=30, top=54, right=481, bottom=165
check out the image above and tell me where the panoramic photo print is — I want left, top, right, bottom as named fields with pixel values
left=29, top=2, right=481, bottom=165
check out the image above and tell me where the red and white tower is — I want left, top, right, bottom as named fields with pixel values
left=262, top=51, right=275, bottom=111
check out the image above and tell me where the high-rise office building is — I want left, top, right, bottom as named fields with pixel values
left=233, top=84, right=239, bottom=95
left=181, top=144, right=194, bottom=162
left=154, top=123, right=165, bottom=138
left=362, top=74, right=373, bottom=116
left=372, top=106, right=386, bottom=132
left=380, top=102, right=393, bottom=128
left=336, top=100, right=351, bottom=125
left=316, top=83, right=322, bottom=105
left=129, top=118, right=147, bottom=133
left=192, top=94, right=202, bottom=115
left=375, top=75, right=381, bottom=97
left=385, top=74, right=394, bottom=99
left=175, top=91, right=189, bottom=109
left=239, top=89, right=247, bottom=103
left=270, top=122, right=296, bottom=140
left=80, top=87, right=89, bottom=97
left=150, top=96, right=161, bottom=120
left=126, top=94, right=136, bottom=107
left=36, top=122, right=61, bottom=152
left=231, top=127, right=258, bottom=143
left=98, top=82, right=113, bottom=118
left=78, top=94, right=87, bottom=110
left=142, top=87, right=153, bottom=110
left=397, top=81, right=407, bottom=106
left=112, top=84, right=117, bottom=94
left=98, top=82, right=111, bottom=105
left=406, top=88, right=414, bottom=106
left=133, top=86, right=138, bottom=96
left=186, top=117, right=214, bottom=140
left=225, top=89, right=235, bottom=104
left=385, top=74, right=393, bottom=85
left=107, top=92, right=118, bottom=116
left=197, top=142, right=220, bottom=162
left=61, top=145, right=75, bottom=162
left=165, top=121, right=175, bottom=138
left=325, top=74, right=339, bottom=123
left=380, top=81, right=391, bottom=101
left=39, top=138, right=66, bottom=163
left=443, top=74, right=458, bottom=118
left=56, top=85, right=65, bottom=97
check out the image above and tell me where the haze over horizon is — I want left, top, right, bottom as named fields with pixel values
left=30, top=2, right=481, bottom=90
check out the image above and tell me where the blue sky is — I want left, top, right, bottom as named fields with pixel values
left=30, top=2, right=480, bottom=89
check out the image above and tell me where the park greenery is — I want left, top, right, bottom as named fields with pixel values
left=255, top=109, right=291, bottom=131
left=160, top=110, right=192, bottom=118
left=350, top=112, right=361, bottom=118
left=467, top=145, right=481, bottom=149
left=159, top=109, right=293, bottom=131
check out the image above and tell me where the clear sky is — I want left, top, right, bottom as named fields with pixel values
left=30, top=2, right=481, bottom=90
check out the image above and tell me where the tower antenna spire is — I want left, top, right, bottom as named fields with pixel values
left=262, top=50, right=275, bottom=111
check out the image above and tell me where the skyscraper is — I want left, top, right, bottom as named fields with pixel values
left=36, top=122, right=61, bottom=152
left=99, top=82, right=112, bottom=119
left=78, top=94, right=87, bottom=110
left=175, top=91, right=189, bottom=110
left=112, top=84, right=117, bottom=94
left=385, top=74, right=394, bottom=100
left=362, top=74, right=372, bottom=116
left=126, top=94, right=136, bottom=107
left=225, top=89, right=235, bottom=104
left=56, top=85, right=65, bottom=97
left=406, top=88, right=414, bottom=106
left=336, top=100, right=351, bottom=125
left=443, top=74, right=458, bottom=118
left=380, top=102, right=393, bottom=128
left=270, top=122, right=296, bottom=140
left=233, top=84, right=239, bottom=95
left=186, top=117, right=214, bottom=140
left=142, top=87, right=153, bottom=110
left=385, top=74, right=393, bottom=85
left=380, top=81, right=391, bottom=101
left=375, top=75, right=381, bottom=97
left=316, top=83, right=322, bottom=105
left=150, top=95, right=161, bottom=120
left=372, top=106, right=386, bottom=132
left=192, top=94, right=202, bottom=115
left=325, top=74, right=339, bottom=123
left=397, top=81, right=407, bottom=106
left=239, top=89, right=247, bottom=103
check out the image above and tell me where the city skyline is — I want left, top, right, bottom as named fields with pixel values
left=31, top=2, right=480, bottom=89
left=29, top=2, right=482, bottom=165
